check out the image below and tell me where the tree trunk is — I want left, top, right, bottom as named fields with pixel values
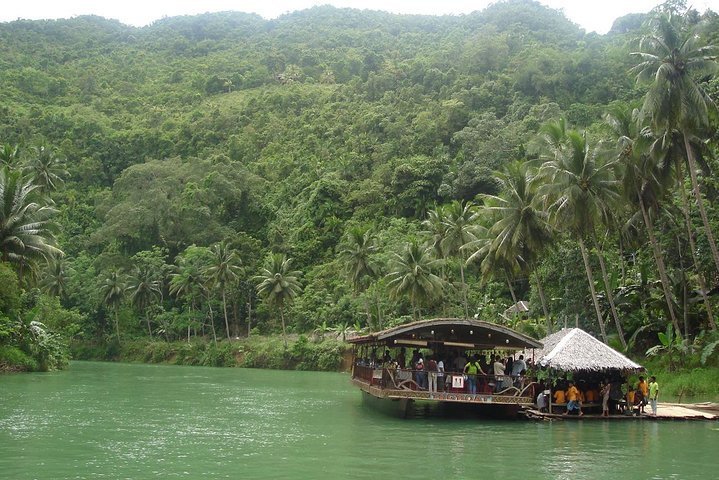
left=637, top=192, right=681, bottom=336
left=534, top=271, right=551, bottom=334
left=207, top=299, right=217, bottom=345
left=593, top=238, right=627, bottom=349
left=363, top=295, right=373, bottom=331
left=375, top=294, right=383, bottom=330
left=145, top=312, right=153, bottom=339
left=233, top=298, right=239, bottom=338
left=247, top=299, right=252, bottom=337
left=114, top=309, right=121, bottom=344
left=459, top=260, right=469, bottom=319
left=618, top=236, right=627, bottom=285
left=684, top=133, right=719, bottom=276
left=279, top=307, right=288, bottom=348
left=222, top=290, right=232, bottom=341
left=505, top=271, right=518, bottom=308
left=676, top=158, right=716, bottom=330
left=578, top=237, right=608, bottom=343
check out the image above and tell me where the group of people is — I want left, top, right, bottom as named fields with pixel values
left=538, top=375, right=660, bottom=416
left=375, top=347, right=531, bottom=394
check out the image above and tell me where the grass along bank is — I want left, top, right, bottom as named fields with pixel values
left=631, top=356, right=719, bottom=402
left=70, top=335, right=350, bottom=372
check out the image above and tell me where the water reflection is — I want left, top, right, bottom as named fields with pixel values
left=1, top=362, right=718, bottom=479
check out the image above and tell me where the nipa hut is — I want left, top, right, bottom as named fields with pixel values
left=533, top=328, right=643, bottom=372
left=530, top=328, right=644, bottom=414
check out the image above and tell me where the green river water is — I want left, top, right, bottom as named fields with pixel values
left=1, top=361, right=718, bottom=479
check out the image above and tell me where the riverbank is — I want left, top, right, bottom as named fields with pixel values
left=69, top=335, right=350, bottom=372
left=638, top=357, right=719, bottom=401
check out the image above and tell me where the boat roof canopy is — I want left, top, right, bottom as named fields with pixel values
left=348, top=318, right=542, bottom=350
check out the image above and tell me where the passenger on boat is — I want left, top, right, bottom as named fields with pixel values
left=600, top=381, right=611, bottom=416
left=383, top=350, right=392, bottom=364
left=553, top=386, right=566, bottom=405
left=397, top=348, right=406, bottom=369
left=463, top=354, right=484, bottom=395
left=536, top=389, right=549, bottom=412
left=453, top=351, right=467, bottom=372
left=632, top=388, right=644, bottom=416
left=624, top=384, right=635, bottom=414
left=415, top=357, right=428, bottom=390
left=493, top=356, right=505, bottom=392
left=637, top=376, right=649, bottom=414
left=648, top=376, right=659, bottom=416
left=565, top=380, right=583, bottom=416
left=585, top=384, right=598, bottom=403
left=427, top=356, right=439, bottom=393
left=511, top=354, right=527, bottom=376
left=436, top=357, right=445, bottom=392
left=411, top=349, right=421, bottom=369
left=479, top=354, right=489, bottom=376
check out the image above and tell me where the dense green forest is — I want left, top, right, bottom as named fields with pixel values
left=1, top=0, right=719, bottom=375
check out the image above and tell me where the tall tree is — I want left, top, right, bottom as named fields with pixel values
left=0, top=144, right=20, bottom=169
left=440, top=201, right=480, bottom=318
left=385, top=241, right=444, bottom=320
left=537, top=125, right=621, bottom=344
left=169, top=257, right=207, bottom=342
left=24, top=145, right=68, bottom=194
left=0, top=167, right=62, bottom=275
left=605, top=107, right=683, bottom=335
left=254, top=253, right=302, bottom=347
left=632, top=11, right=719, bottom=275
left=127, top=265, right=162, bottom=339
left=100, top=270, right=127, bottom=343
left=338, top=226, right=379, bottom=329
left=41, top=257, right=70, bottom=300
left=480, top=160, right=554, bottom=331
left=422, top=205, right=450, bottom=315
left=203, top=241, right=242, bottom=341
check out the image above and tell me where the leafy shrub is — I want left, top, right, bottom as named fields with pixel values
left=0, top=345, right=38, bottom=371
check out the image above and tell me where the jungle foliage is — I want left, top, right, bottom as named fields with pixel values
left=1, top=0, right=719, bottom=372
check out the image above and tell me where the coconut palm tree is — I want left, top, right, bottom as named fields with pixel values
left=127, top=266, right=162, bottom=339
left=536, top=126, right=621, bottom=343
left=0, top=144, right=20, bottom=169
left=203, top=241, right=242, bottom=341
left=440, top=201, right=480, bottom=318
left=605, top=107, right=684, bottom=336
left=169, top=261, right=207, bottom=342
left=385, top=241, right=444, bottom=320
left=479, top=160, right=554, bottom=330
left=464, top=222, right=522, bottom=313
left=41, top=256, right=70, bottom=299
left=422, top=205, right=450, bottom=315
left=632, top=11, right=719, bottom=275
left=24, top=145, right=68, bottom=194
left=254, top=253, right=302, bottom=347
left=423, top=205, right=449, bottom=261
left=100, top=270, right=127, bottom=343
left=0, top=167, right=62, bottom=277
left=338, top=226, right=379, bottom=329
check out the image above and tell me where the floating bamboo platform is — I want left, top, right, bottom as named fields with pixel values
left=524, top=402, right=718, bottom=421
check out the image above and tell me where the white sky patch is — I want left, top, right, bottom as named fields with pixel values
left=0, top=0, right=716, bottom=34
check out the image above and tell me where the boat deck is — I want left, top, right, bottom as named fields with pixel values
left=352, top=377, right=535, bottom=406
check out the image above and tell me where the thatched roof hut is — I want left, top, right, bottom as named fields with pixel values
left=532, top=328, right=643, bottom=372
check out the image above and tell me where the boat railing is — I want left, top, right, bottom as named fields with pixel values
left=353, top=364, right=534, bottom=398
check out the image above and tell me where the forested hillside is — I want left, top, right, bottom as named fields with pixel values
left=1, top=0, right=718, bottom=371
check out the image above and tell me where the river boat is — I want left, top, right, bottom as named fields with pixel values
left=349, top=318, right=543, bottom=418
